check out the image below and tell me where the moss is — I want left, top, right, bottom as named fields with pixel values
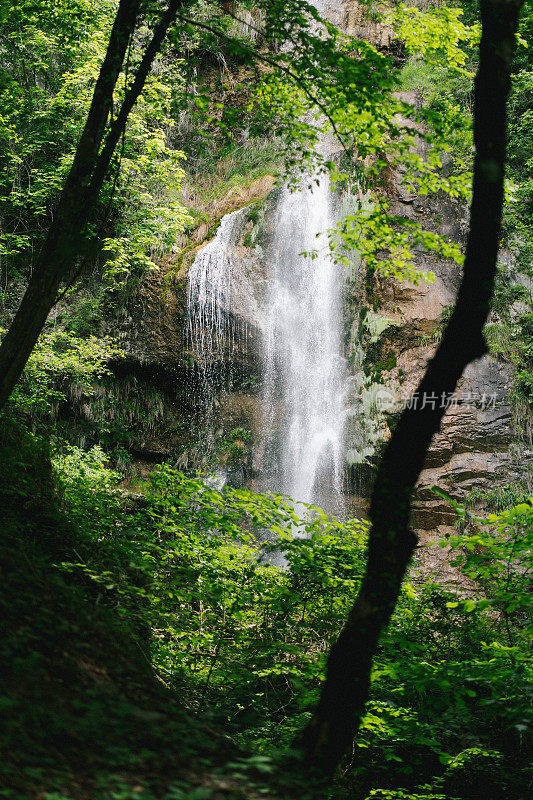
left=364, top=311, right=397, bottom=343
left=365, top=263, right=383, bottom=306
left=247, top=204, right=260, bottom=225
left=375, top=352, right=397, bottom=372
left=207, top=215, right=223, bottom=238
left=227, top=440, right=246, bottom=465
left=162, top=215, right=225, bottom=289
left=182, top=206, right=210, bottom=232
left=385, top=409, right=403, bottom=435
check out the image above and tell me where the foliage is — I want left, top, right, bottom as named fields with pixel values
left=99, top=93, right=192, bottom=288
left=214, top=426, right=253, bottom=465
left=399, top=1, right=533, bottom=415
left=37, top=458, right=530, bottom=800
left=332, top=202, right=457, bottom=285
left=486, top=308, right=533, bottom=408
left=53, top=443, right=122, bottom=531
left=0, top=0, right=482, bottom=361
left=1, top=413, right=531, bottom=798
left=440, top=496, right=533, bottom=641
left=168, top=0, right=478, bottom=285
left=0, top=415, right=56, bottom=506
left=182, top=139, right=280, bottom=211
left=1, top=2, right=532, bottom=798
left=465, top=481, right=531, bottom=513
left=0, top=0, right=111, bottom=272
left=0, top=435, right=252, bottom=800
left=393, top=4, right=480, bottom=71
left=489, top=4, right=533, bottom=409
left=0, top=326, right=122, bottom=416
left=59, top=465, right=368, bottom=712
left=416, top=305, right=455, bottom=346
left=0, top=0, right=190, bottom=290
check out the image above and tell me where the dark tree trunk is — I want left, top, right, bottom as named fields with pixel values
left=0, top=0, right=187, bottom=410
left=300, top=0, right=526, bottom=776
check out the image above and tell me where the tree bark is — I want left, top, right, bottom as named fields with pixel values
left=0, top=0, right=187, bottom=410
left=300, top=0, right=525, bottom=776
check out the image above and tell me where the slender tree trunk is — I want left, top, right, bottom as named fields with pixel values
left=0, top=0, right=187, bottom=410
left=300, top=0, right=525, bottom=776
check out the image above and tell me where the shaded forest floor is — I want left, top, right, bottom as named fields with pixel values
left=1, top=519, right=280, bottom=800
left=0, top=429, right=295, bottom=800
left=1, top=419, right=530, bottom=800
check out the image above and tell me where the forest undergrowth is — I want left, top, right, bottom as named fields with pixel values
left=0, top=416, right=530, bottom=800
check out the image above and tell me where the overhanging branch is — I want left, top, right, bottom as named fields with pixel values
left=299, top=0, right=525, bottom=776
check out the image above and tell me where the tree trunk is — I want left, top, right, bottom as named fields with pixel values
left=300, top=0, right=525, bottom=776
left=0, top=0, right=187, bottom=410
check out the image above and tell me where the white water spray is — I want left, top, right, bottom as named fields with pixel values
left=186, top=208, right=247, bottom=373
left=186, top=176, right=348, bottom=508
left=262, top=175, right=347, bottom=507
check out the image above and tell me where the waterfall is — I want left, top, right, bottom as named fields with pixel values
left=185, top=0, right=349, bottom=504
left=187, top=208, right=247, bottom=389
left=186, top=176, right=348, bottom=509
left=262, top=175, right=347, bottom=508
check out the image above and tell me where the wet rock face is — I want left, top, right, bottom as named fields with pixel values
left=105, top=275, right=188, bottom=375
left=103, top=184, right=279, bottom=389
left=113, top=168, right=524, bottom=533
left=411, top=525, right=481, bottom=596
left=373, top=284, right=527, bottom=531
left=338, top=1, right=396, bottom=50
left=355, top=345, right=526, bottom=532
left=353, top=75, right=529, bottom=533
left=370, top=186, right=526, bottom=531
left=100, top=184, right=277, bottom=472
left=105, top=0, right=529, bottom=542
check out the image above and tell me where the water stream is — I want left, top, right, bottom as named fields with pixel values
left=186, top=207, right=248, bottom=473
left=262, top=175, right=347, bottom=509
left=186, top=208, right=248, bottom=378
left=186, top=176, right=349, bottom=509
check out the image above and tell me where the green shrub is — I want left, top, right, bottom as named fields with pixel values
left=440, top=748, right=506, bottom=800
left=15, top=457, right=529, bottom=800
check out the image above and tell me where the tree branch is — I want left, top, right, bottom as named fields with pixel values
left=299, top=0, right=526, bottom=776
left=62, top=0, right=141, bottom=199
left=88, top=0, right=188, bottom=202
left=0, top=0, right=189, bottom=410
left=173, top=11, right=350, bottom=151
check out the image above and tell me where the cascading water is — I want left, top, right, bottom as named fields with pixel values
left=185, top=0, right=351, bottom=507
left=187, top=208, right=247, bottom=392
left=262, top=174, right=347, bottom=509
left=186, top=175, right=349, bottom=509
left=186, top=207, right=248, bottom=484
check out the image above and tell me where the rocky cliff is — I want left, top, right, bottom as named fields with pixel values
left=97, top=1, right=531, bottom=587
